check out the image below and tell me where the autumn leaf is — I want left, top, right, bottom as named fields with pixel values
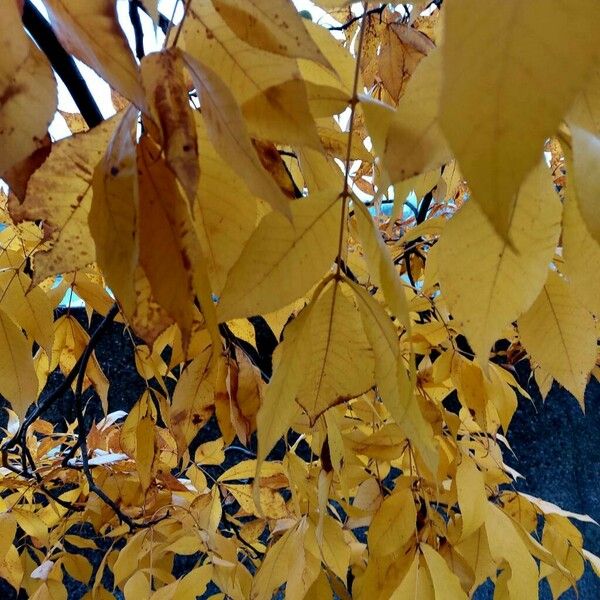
left=140, top=49, right=199, bottom=203
left=0, top=27, right=56, bottom=177
left=368, top=488, right=416, bottom=557
left=291, top=279, right=375, bottom=420
left=562, top=183, right=600, bottom=317
left=90, top=105, right=139, bottom=316
left=0, top=307, right=38, bottom=420
left=441, top=0, right=600, bottom=239
left=183, top=52, right=291, bottom=217
left=379, top=48, right=450, bottom=184
left=137, top=135, right=200, bottom=345
left=350, top=281, right=438, bottom=473
left=9, top=116, right=120, bottom=283
left=44, top=0, right=146, bottom=108
left=217, top=190, right=341, bottom=321
left=518, top=270, right=596, bottom=407
left=437, top=163, right=562, bottom=365
left=212, top=0, right=331, bottom=68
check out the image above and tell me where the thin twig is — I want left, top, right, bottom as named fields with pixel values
left=328, top=4, right=387, bottom=31
left=334, top=1, right=370, bottom=277
left=71, top=305, right=168, bottom=529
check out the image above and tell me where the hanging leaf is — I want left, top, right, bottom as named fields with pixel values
left=441, top=0, right=600, bottom=238
left=44, top=0, right=146, bottom=108
left=140, top=49, right=199, bottom=203
left=9, top=116, right=120, bottom=283
left=90, top=105, right=139, bottom=315
left=183, top=53, right=291, bottom=217
left=518, top=270, right=596, bottom=407
left=437, top=163, right=562, bottom=365
left=217, top=191, right=341, bottom=321
left=380, top=49, right=450, bottom=184
left=0, top=26, right=56, bottom=177
left=0, top=308, right=37, bottom=420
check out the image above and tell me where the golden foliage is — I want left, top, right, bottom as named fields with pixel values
left=0, top=1, right=598, bottom=599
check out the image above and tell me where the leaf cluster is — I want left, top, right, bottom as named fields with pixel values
left=0, top=1, right=599, bottom=599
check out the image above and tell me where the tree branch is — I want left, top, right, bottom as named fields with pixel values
left=22, top=0, right=104, bottom=128
left=129, top=0, right=145, bottom=60
left=328, top=4, right=387, bottom=31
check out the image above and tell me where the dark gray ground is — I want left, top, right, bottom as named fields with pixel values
left=1, top=309, right=599, bottom=598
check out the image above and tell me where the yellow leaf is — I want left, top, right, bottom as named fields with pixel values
left=124, top=571, right=151, bottom=600
left=353, top=198, right=410, bottom=327
left=44, top=0, right=145, bottom=108
left=193, top=113, right=259, bottom=294
left=381, top=48, right=450, bottom=184
left=90, top=105, right=138, bottom=315
left=217, top=191, right=341, bottom=321
left=251, top=520, right=307, bottom=600
left=184, top=0, right=303, bottom=105
left=0, top=270, right=54, bottom=356
left=113, top=531, right=145, bottom=587
left=518, top=270, right=596, bottom=406
left=421, top=543, right=468, bottom=600
left=455, top=527, right=496, bottom=593
left=292, top=279, right=375, bottom=420
left=441, top=0, right=600, bottom=238
left=9, top=116, right=120, bottom=283
left=62, top=553, right=93, bottom=584
left=350, top=281, right=438, bottom=473
left=389, top=552, right=435, bottom=600
left=12, top=507, right=48, bottom=542
left=256, top=302, right=312, bottom=465
left=562, top=165, right=600, bottom=317
left=136, top=414, right=155, bottom=493
left=141, top=49, right=199, bottom=202
left=0, top=307, right=37, bottom=420
left=0, top=513, right=16, bottom=558
left=137, top=135, right=199, bottom=345
left=566, top=65, right=600, bottom=245
left=218, top=459, right=284, bottom=483
left=297, top=146, right=343, bottom=193
left=0, top=23, right=56, bottom=177
left=378, top=21, right=434, bottom=103
left=127, top=266, right=174, bottom=346
left=242, top=79, right=322, bottom=149
left=196, top=437, right=225, bottom=466
left=212, top=0, right=331, bottom=68
left=0, top=545, right=23, bottom=591
left=183, top=53, right=290, bottom=217
left=318, top=516, right=350, bottom=582
left=485, top=503, right=539, bottom=600
left=456, top=457, right=487, bottom=541
left=225, top=483, right=288, bottom=519
left=170, top=348, right=214, bottom=455
left=369, top=488, right=416, bottom=557
left=438, top=163, right=561, bottom=365
left=52, top=315, right=109, bottom=412
left=317, top=117, right=371, bottom=161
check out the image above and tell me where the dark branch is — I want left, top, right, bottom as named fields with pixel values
left=328, top=4, right=387, bottom=31
left=129, top=0, right=145, bottom=60
left=70, top=305, right=168, bottom=529
left=22, top=0, right=104, bottom=128
left=416, top=190, right=434, bottom=224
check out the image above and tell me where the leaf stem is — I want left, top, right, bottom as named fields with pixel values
left=334, top=1, right=371, bottom=278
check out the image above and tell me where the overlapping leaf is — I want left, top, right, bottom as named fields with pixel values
left=441, top=0, right=600, bottom=238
